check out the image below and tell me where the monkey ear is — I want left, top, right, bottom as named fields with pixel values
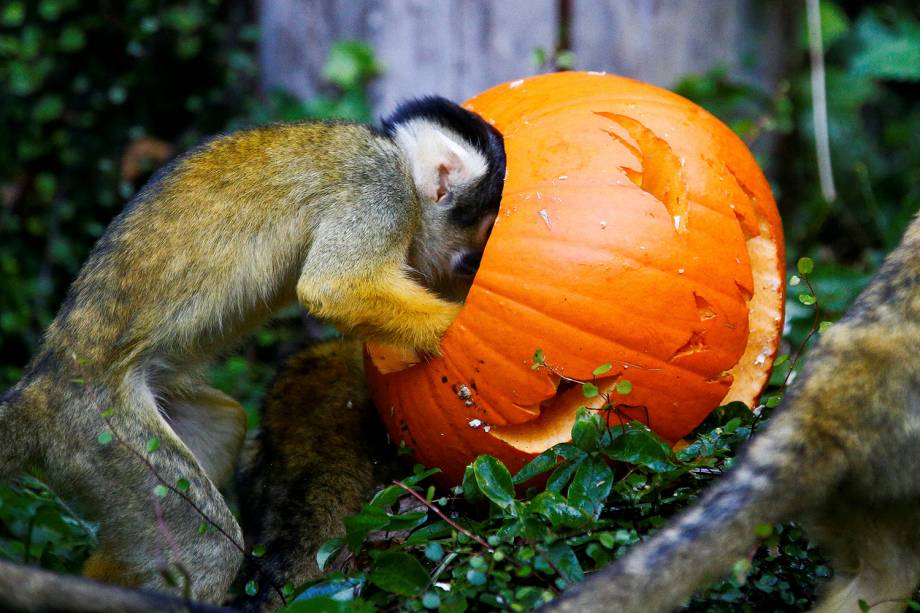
left=392, top=120, right=488, bottom=204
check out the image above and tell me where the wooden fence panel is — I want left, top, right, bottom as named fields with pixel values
left=259, top=0, right=795, bottom=114
left=571, top=0, right=795, bottom=90
left=259, top=0, right=557, bottom=115
left=259, top=0, right=375, bottom=100
left=366, top=0, right=558, bottom=113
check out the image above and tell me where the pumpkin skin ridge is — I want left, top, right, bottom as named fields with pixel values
left=468, top=92, right=713, bottom=127
left=478, top=236, right=751, bottom=310
left=460, top=284, right=739, bottom=402
left=502, top=181, right=762, bottom=229
left=437, top=335, right=540, bottom=427
left=439, top=311, right=546, bottom=425
left=474, top=271, right=745, bottom=363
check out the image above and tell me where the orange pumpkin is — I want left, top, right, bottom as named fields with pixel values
left=367, top=72, right=785, bottom=485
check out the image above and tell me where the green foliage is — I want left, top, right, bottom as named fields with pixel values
left=280, top=404, right=827, bottom=612
left=0, top=474, right=96, bottom=573
left=675, top=1, right=918, bottom=259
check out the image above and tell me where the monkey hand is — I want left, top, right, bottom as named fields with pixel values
left=298, top=269, right=462, bottom=355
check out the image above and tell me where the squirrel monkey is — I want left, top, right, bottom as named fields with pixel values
left=549, top=213, right=920, bottom=613
left=0, top=97, right=504, bottom=601
left=234, top=339, right=399, bottom=611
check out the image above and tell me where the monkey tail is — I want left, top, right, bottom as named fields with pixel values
left=547, top=405, right=845, bottom=613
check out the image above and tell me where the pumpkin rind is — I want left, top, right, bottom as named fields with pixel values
left=367, top=72, right=785, bottom=485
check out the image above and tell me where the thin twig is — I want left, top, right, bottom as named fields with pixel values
left=806, top=0, right=837, bottom=202
left=392, top=480, right=494, bottom=552
left=532, top=541, right=570, bottom=588
left=103, top=418, right=289, bottom=605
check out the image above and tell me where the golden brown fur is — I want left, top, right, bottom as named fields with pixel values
left=0, top=102, right=503, bottom=602
left=234, top=339, right=400, bottom=611
left=549, top=213, right=920, bottom=613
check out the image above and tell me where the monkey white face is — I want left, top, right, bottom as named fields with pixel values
left=384, top=97, right=505, bottom=302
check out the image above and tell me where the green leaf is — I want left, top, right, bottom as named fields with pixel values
left=316, top=537, right=343, bottom=571
left=368, top=552, right=429, bottom=596
left=422, top=591, right=441, bottom=609
left=592, top=363, right=612, bottom=376
left=532, top=348, right=545, bottom=368
left=146, top=437, right=160, bottom=453
left=245, top=580, right=258, bottom=596
left=527, top=491, right=586, bottom=528
left=153, top=485, right=168, bottom=498
left=754, top=523, right=773, bottom=538
left=513, top=450, right=557, bottom=484
left=467, top=569, right=488, bottom=586
left=176, top=478, right=190, bottom=492
left=252, top=543, right=266, bottom=558
left=99, top=407, right=114, bottom=418
left=568, top=456, right=614, bottom=520
left=368, top=484, right=404, bottom=509
left=323, top=41, right=380, bottom=89
left=858, top=600, right=870, bottom=613
left=556, top=50, right=576, bottom=70
left=473, top=455, right=515, bottom=510
left=343, top=506, right=390, bottom=551
left=818, top=321, right=833, bottom=333
left=852, top=34, right=920, bottom=81
left=581, top=382, right=599, bottom=398
left=546, top=459, right=581, bottom=493
left=615, top=379, right=633, bottom=395
left=540, top=542, right=584, bottom=583
left=603, top=424, right=677, bottom=472
left=797, top=257, right=814, bottom=275
left=798, top=293, right=817, bottom=306
left=461, top=464, right=483, bottom=504
left=424, top=542, right=443, bottom=562
left=2, top=3, right=25, bottom=27
left=33, top=96, right=64, bottom=123
left=59, top=26, right=86, bottom=52
left=571, top=408, right=601, bottom=452
left=97, top=431, right=113, bottom=445
left=405, top=521, right=452, bottom=546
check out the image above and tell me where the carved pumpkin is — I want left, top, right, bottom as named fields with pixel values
left=367, top=72, right=785, bottom=485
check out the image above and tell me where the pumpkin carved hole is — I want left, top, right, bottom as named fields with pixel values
left=492, top=375, right=621, bottom=453
left=693, top=292, right=717, bottom=321
left=596, top=111, right=689, bottom=233
left=670, top=330, right=708, bottom=361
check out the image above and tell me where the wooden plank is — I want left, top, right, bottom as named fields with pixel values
left=571, top=0, right=795, bottom=90
left=365, top=0, right=558, bottom=114
left=258, top=0, right=374, bottom=100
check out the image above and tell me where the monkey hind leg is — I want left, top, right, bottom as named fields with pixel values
left=810, top=506, right=920, bottom=613
left=162, top=383, right=248, bottom=488
left=39, top=381, right=244, bottom=602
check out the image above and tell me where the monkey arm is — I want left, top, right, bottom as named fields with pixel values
left=298, top=268, right=461, bottom=354
left=296, top=224, right=462, bottom=354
